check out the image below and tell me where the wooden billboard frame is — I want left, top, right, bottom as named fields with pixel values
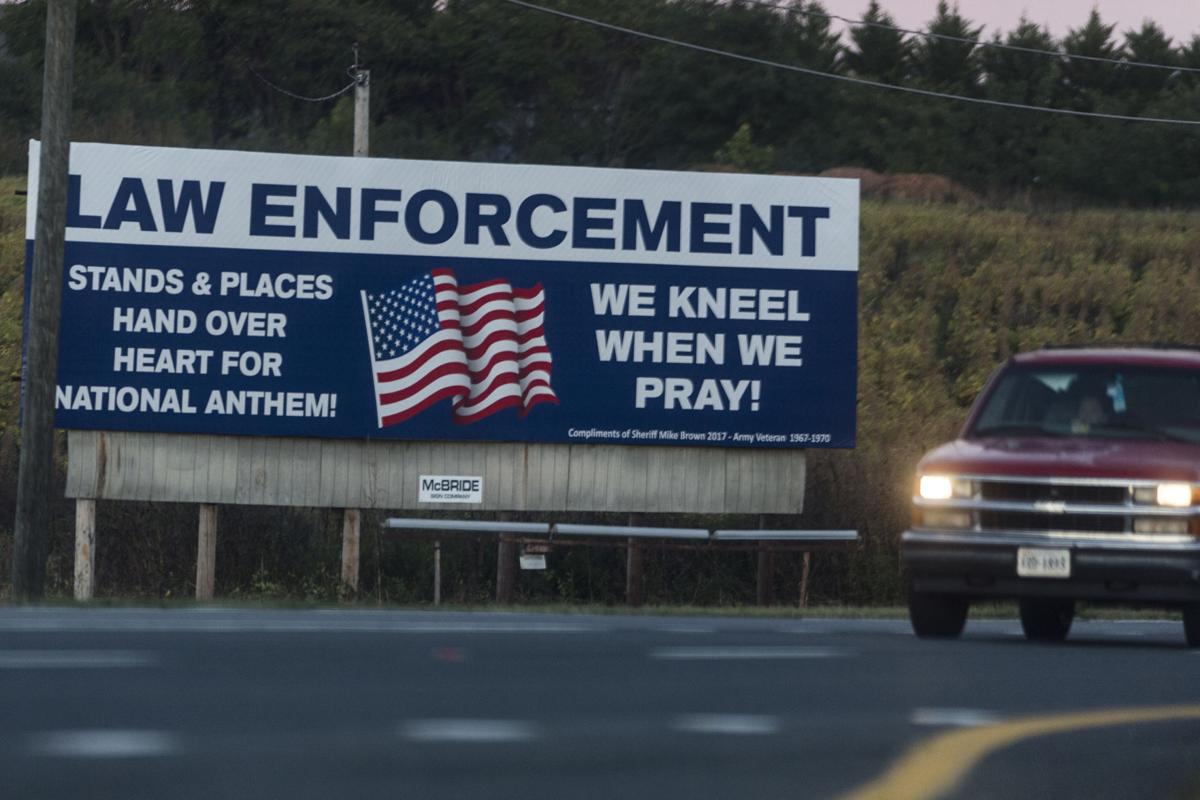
left=65, top=430, right=807, bottom=600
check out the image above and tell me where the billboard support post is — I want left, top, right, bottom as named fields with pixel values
left=625, top=537, right=644, bottom=607
left=196, top=504, right=218, bottom=600
left=756, top=542, right=774, bottom=606
left=496, top=534, right=517, bottom=604
left=799, top=551, right=812, bottom=608
left=340, top=509, right=361, bottom=596
left=73, top=498, right=95, bottom=600
left=13, top=0, right=77, bottom=601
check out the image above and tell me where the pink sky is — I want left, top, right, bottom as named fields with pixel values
left=818, top=1, right=1200, bottom=44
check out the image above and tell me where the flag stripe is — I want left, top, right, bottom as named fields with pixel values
left=454, top=391, right=525, bottom=423
left=454, top=400, right=523, bottom=425
left=514, top=325, right=546, bottom=344
left=521, top=386, right=558, bottom=413
left=460, top=363, right=520, bottom=403
left=456, top=287, right=518, bottom=316
left=458, top=378, right=522, bottom=407
left=453, top=286, right=514, bottom=314
left=379, top=362, right=471, bottom=405
left=376, top=337, right=468, bottom=383
left=463, top=330, right=520, bottom=360
left=380, top=374, right=472, bottom=424
left=519, top=369, right=554, bottom=394
left=466, top=340, right=520, bottom=376
left=461, top=306, right=520, bottom=334
left=518, top=353, right=552, bottom=371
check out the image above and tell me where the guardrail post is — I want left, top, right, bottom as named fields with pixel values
left=799, top=551, right=812, bottom=608
left=74, top=498, right=96, bottom=601
left=196, top=504, right=218, bottom=601
left=496, top=534, right=517, bottom=604
left=756, top=542, right=774, bottom=606
left=433, top=540, right=442, bottom=606
left=626, top=538, right=644, bottom=607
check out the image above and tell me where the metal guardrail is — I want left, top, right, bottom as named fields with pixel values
left=552, top=523, right=710, bottom=540
left=381, top=518, right=859, bottom=607
left=382, top=518, right=859, bottom=544
left=711, top=529, right=859, bottom=542
left=379, top=520, right=859, bottom=544
left=382, top=518, right=549, bottom=535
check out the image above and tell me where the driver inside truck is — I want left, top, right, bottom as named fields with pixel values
left=1072, top=376, right=1112, bottom=429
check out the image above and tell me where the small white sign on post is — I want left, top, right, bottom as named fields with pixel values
left=419, top=475, right=484, bottom=504
left=520, top=554, right=547, bottom=570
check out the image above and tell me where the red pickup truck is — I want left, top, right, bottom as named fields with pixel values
left=902, top=346, right=1200, bottom=647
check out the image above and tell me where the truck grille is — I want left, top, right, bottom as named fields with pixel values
left=979, top=510, right=1127, bottom=534
left=973, top=478, right=1133, bottom=535
left=980, top=481, right=1127, bottom=506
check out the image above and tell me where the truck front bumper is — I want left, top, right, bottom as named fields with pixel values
left=902, top=529, right=1200, bottom=605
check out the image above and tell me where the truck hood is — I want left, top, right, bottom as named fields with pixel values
left=918, top=437, right=1200, bottom=482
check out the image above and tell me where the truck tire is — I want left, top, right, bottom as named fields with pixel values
left=1019, top=598, right=1075, bottom=642
left=1184, top=605, right=1200, bottom=649
left=908, top=590, right=968, bottom=639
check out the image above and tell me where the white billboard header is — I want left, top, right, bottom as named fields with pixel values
left=28, top=141, right=859, bottom=272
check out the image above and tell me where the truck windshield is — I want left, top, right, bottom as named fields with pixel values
left=969, top=364, right=1200, bottom=444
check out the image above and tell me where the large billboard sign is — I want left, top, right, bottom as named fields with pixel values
left=27, top=142, right=858, bottom=448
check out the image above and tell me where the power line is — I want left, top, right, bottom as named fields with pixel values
left=247, top=62, right=358, bottom=102
left=498, top=0, right=1200, bottom=126
left=744, top=0, right=1200, bottom=76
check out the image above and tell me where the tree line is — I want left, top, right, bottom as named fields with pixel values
left=1, top=0, right=1199, bottom=205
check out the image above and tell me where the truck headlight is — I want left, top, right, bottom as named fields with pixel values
left=1157, top=483, right=1193, bottom=508
left=919, top=476, right=953, bottom=500
left=1133, top=483, right=1195, bottom=508
left=918, top=475, right=973, bottom=500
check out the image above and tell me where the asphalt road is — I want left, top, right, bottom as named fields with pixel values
left=0, top=607, right=1198, bottom=800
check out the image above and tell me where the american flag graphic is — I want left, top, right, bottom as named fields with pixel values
left=361, top=269, right=557, bottom=427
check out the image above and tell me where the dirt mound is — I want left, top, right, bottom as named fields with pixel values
left=819, top=167, right=980, bottom=204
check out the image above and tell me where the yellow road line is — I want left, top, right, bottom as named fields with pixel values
left=839, top=704, right=1200, bottom=800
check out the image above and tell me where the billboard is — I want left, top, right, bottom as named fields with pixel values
left=27, top=142, right=858, bottom=449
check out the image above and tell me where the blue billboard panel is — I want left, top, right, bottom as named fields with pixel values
left=27, top=142, right=858, bottom=448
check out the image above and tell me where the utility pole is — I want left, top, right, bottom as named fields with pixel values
left=353, top=45, right=369, bottom=158
left=341, top=45, right=369, bottom=598
left=12, top=0, right=78, bottom=601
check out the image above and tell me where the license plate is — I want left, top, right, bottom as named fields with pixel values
left=1017, top=548, right=1071, bottom=579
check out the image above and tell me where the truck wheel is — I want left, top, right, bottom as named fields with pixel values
left=908, top=590, right=968, bottom=638
left=1019, top=598, right=1075, bottom=642
left=1184, top=605, right=1200, bottom=648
